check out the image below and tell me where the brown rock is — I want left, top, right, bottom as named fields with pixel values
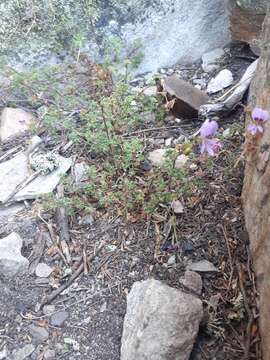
left=163, top=76, right=209, bottom=119
left=0, top=107, right=36, bottom=143
left=242, top=12, right=270, bottom=360
left=228, top=1, right=266, bottom=54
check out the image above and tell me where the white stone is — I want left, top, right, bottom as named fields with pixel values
left=0, top=153, right=72, bottom=203
left=143, top=86, right=157, bottom=97
left=165, top=138, right=172, bottom=147
left=0, top=232, right=29, bottom=278
left=171, top=200, right=184, bottom=214
left=0, top=108, right=36, bottom=142
left=222, top=128, right=231, bottom=138
left=35, top=263, right=53, bottom=278
left=207, top=69, right=233, bottom=94
left=202, top=48, right=225, bottom=72
left=148, top=149, right=167, bottom=167
left=0, top=153, right=29, bottom=203
left=167, top=255, right=176, bottom=265
left=175, top=154, right=188, bottom=169
left=203, top=64, right=219, bottom=73
left=121, top=279, right=203, bottom=360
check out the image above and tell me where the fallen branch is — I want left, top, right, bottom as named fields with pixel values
left=199, top=60, right=258, bottom=116
left=56, top=185, right=72, bottom=265
left=3, top=171, right=40, bottom=205
left=41, top=241, right=106, bottom=307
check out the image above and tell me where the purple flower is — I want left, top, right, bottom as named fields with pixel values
left=252, top=108, right=269, bottom=122
left=247, top=123, right=263, bottom=136
left=200, top=138, right=221, bottom=156
left=199, top=119, right=218, bottom=138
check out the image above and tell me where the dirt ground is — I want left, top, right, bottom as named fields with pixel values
left=0, top=44, right=260, bottom=360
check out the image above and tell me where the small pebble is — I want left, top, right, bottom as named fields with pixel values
left=44, top=349, right=56, bottom=360
left=35, top=263, right=52, bottom=278
left=28, top=324, right=49, bottom=344
left=42, top=305, right=56, bottom=316
left=167, top=255, right=176, bottom=265
left=50, top=311, right=69, bottom=327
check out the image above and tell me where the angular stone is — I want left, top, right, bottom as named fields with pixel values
left=0, top=108, right=36, bottom=142
left=43, top=349, right=56, bottom=360
left=0, top=232, right=29, bottom=279
left=50, top=311, right=69, bottom=327
left=0, top=153, right=72, bottom=203
left=163, top=76, right=209, bottom=119
left=148, top=149, right=167, bottom=167
left=121, top=279, right=202, bottom=360
left=242, top=12, right=270, bottom=359
left=180, top=270, right=203, bottom=295
left=12, top=344, right=35, bottom=360
left=175, top=154, right=189, bottom=169
left=187, top=260, right=218, bottom=273
left=35, top=263, right=53, bottom=278
left=148, top=149, right=188, bottom=169
left=207, top=69, right=233, bottom=94
left=28, top=324, right=49, bottom=344
left=202, top=48, right=225, bottom=73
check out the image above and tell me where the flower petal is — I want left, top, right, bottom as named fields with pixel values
left=247, top=124, right=258, bottom=135
left=252, top=107, right=269, bottom=122
left=199, top=119, right=218, bottom=138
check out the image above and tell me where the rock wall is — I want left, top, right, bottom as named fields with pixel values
left=242, top=11, right=270, bottom=360
left=0, top=0, right=230, bottom=74
left=228, top=0, right=267, bottom=54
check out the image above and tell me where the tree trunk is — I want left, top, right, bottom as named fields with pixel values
left=242, top=12, right=270, bottom=360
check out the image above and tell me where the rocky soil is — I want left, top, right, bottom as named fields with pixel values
left=0, top=41, right=262, bottom=360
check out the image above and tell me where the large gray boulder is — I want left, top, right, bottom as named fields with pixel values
left=0, top=0, right=230, bottom=75
left=121, top=279, right=203, bottom=360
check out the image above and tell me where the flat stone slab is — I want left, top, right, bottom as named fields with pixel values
left=187, top=260, right=218, bottom=273
left=164, top=76, right=209, bottom=119
left=0, top=232, right=29, bottom=279
left=0, top=107, right=36, bottom=142
left=0, top=153, right=72, bottom=203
